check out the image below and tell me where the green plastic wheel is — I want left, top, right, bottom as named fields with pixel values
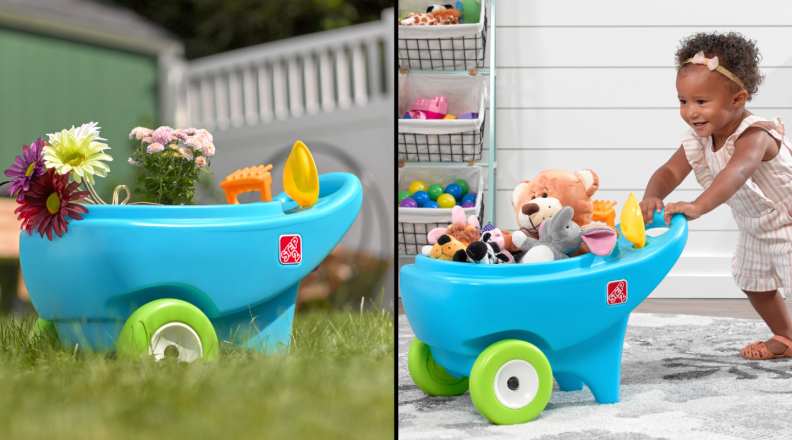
left=32, top=318, right=58, bottom=340
left=117, top=299, right=219, bottom=362
left=408, top=337, right=469, bottom=396
left=469, top=340, right=553, bottom=425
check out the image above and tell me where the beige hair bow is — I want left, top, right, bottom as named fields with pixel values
left=690, top=51, right=718, bottom=70
left=683, top=51, right=745, bottom=89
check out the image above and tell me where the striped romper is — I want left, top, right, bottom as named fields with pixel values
left=682, top=115, right=792, bottom=292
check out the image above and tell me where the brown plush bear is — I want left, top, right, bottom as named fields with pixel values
left=503, top=169, right=602, bottom=256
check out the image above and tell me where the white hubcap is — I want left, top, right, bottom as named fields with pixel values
left=149, top=322, right=203, bottom=362
left=493, top=360, right=540, bottom=409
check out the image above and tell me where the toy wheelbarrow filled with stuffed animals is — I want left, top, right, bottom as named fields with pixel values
left=20, top=140, right=362, bottom=362
left=400, top=202, right=688, bottom=425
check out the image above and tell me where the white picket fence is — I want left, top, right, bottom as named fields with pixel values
left=157, top=10, right=395, bottom=307
left=162, top=9, right=394, bottom=130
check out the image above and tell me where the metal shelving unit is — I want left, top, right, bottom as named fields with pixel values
left=397, top=0, right=497, bottom=259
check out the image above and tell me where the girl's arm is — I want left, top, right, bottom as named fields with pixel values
left=664, top=128, right=777, bottom=224
left=639, top=145, right=692, bottom=224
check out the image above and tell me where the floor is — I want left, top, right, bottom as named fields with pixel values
left=397, top=298, right=792, bottom=320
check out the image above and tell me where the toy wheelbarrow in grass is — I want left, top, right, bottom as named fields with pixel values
left=400, top=207, right=688, bottom=425
left=21, top=148, right=362, bottom=361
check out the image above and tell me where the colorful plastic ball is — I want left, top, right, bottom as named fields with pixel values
left=427, top=184, right=444, bottom=201
left=400, top=198, right=418, bottom=208
left=412, top=190, right=430, bottom=207
left=445, top=183, right=463, bottom=201
left=454, top=179, right=469, bottom=195
left=461, top=194, right=477, bottom=205
left=456, top=201, right=462, bottom=206
left=437, top=194, right=456, bottom=208
left=409, top=181, right=427, bottom=195
left=462, top=201, right=475, bottom=208
left=423, top=201, right=440, bottom=209
left=398, top=190, right=412, bottom=205
left=467, top=191, right=477, bottom=198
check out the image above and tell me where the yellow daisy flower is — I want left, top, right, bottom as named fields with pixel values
left=43, top=122, right=112, bottom=185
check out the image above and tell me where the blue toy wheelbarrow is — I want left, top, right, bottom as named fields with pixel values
left=20, top=172, right=362, bottom=361
left=399, top=211, right=687, bottom=424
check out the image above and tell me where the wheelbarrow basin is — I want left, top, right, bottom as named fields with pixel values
left=20, top=172, right=362, bottom=352
left=400, top=214, right=688, bottom=378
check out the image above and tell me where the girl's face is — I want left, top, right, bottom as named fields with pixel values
left=676, top=66, right=746, bottom=138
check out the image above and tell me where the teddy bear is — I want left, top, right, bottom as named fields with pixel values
left=503, top=169, right=603, bottom=257
left=516, top=206, right=617, bottom=263
left=515, top=196, right=563, bottom=238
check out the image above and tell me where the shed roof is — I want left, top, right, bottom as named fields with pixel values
left=0, top=0, right=183, bottom=56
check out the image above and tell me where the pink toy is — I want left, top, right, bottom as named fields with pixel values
left=427, top=205, right=480, bottom=244
left=412, top=96, right=448, bottom=120
left=405, top=111, right=427, bottom=119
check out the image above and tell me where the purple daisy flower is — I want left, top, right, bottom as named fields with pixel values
left=3, top=138, right=46, bottom=201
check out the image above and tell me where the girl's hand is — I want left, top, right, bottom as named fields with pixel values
left=663, top=201, right=702, bottom=225
left=639, top=198, right=664, bottom=226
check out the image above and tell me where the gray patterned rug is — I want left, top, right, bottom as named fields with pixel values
left=399, top=313, right=792, bottom=440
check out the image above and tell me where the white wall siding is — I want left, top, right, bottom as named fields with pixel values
left=497, top=27, right=792, bottom=67
left=496, top=1, right=792, bottom=26
left=171, top=10, right=396, bottom=306
left=496, top=68, right=792, bottom=108
left=478, top=1, right=792, bottom=298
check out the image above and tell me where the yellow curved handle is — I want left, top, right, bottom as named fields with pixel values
left=283, top=140, right=319, bottom=208
left=620, top=193, right=646, bottom=249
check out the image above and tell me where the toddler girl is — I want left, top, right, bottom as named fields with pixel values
left=640, top=32, right=792, bottom=360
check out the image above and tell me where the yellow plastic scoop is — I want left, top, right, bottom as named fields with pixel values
left=620, top=193, right=646, bottom=249
left=283, top=140, right=319, bottom=208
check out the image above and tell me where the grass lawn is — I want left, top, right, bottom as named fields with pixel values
left=0, top=304, right=394, bottom=440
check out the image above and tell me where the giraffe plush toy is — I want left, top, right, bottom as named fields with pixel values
left=399, top=8, right=461, bottom=26
left=399, top=12, right=437, bottom=26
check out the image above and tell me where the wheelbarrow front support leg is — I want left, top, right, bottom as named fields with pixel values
left=554, top=372, right=584, bottom=391
left=547, top=315, right=630, bottom=404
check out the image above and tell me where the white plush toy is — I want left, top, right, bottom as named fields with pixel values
left=426, top=4, right=455, bottom=12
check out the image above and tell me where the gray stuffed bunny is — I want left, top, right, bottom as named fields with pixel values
left=516, top=206, right=618, bottom=263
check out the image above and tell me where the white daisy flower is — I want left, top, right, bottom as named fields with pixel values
left=44, top=122, right=112, bottom=185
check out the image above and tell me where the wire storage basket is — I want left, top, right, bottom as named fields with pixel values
left=398, top=165, right=485, bottom=255
left=397, top=0, right=489, bottom=70
left=398, top=72, right=487, bottom=163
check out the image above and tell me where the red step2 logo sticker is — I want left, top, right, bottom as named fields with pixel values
left=279, top=235, right=302, bottom=264
left=607, top=280, right=627, bottom=305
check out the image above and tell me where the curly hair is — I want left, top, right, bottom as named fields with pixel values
left=675, top=32, right=764, bottom=100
